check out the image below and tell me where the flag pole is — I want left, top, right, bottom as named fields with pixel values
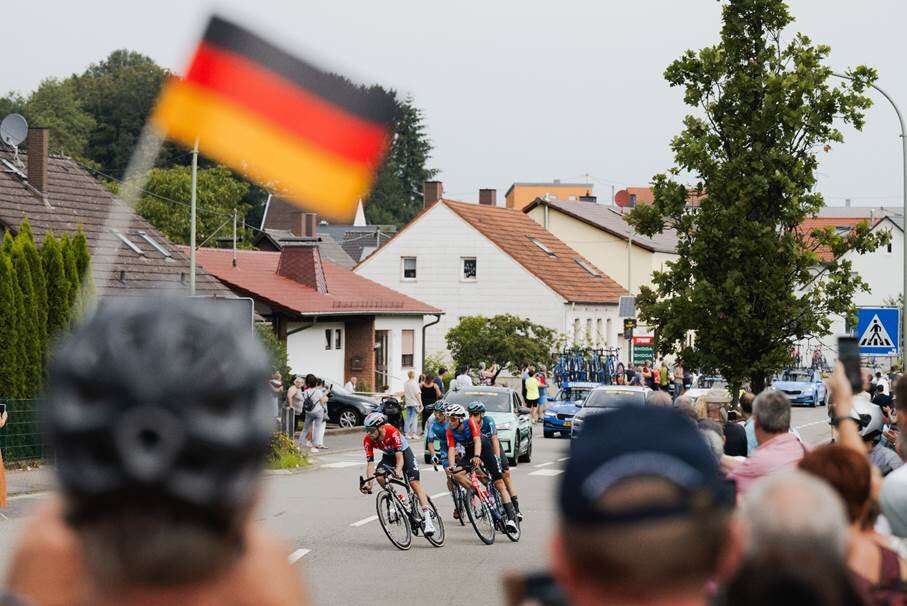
left=232, top=208, right=237, bottom=267
left=190, top=137, right=199, bottom=295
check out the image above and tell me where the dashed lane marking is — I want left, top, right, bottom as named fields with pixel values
left=320, top=461, right=361, bottom=469
left=430, top=491, right=450, bottom=499
left=350, top=515, right=379, bottom=527
left=529, top=469, right=565, bottom=477
left=557, top=457, right=570, bottom=462
left=533, top=462, right=554, bottom=468
left=288, top=549, right=310, bottom=564
left=794, top=420, right=829, bottom=430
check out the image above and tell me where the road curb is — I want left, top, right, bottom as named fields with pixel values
left=324, top=426, right=362, bottom=436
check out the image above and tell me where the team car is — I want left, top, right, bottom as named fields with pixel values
left=771, top=368, right=828, bottom=407
left=570, top=385, right=650, bottom=439
left=542, top=381, right=599, bottom=438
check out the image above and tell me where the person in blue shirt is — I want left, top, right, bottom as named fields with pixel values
left=468, top=401, right=522, bottom=521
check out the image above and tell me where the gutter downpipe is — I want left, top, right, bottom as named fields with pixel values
left=422, top=314, right=442, bottom=369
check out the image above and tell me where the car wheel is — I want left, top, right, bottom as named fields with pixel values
left=338, top=407, right=361, bottom=428
left=510, top=437, right=519, bottom=468
left=519, top=436, right=532, bottom=463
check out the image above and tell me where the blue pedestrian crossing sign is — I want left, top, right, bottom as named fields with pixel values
left=856, top=307, right=900, bottom=356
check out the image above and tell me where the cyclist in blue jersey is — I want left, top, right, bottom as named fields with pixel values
left=445, top=403, right=518, bottom=532
left=468, top=401, right=522, bottom=521
left=426, top=402, right=459, bottom=517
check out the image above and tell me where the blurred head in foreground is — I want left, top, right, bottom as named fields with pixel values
left=45, top=297, right=273, bottom=587
left=552, top=405, right=738, bottom=605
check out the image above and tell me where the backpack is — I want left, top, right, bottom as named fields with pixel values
left=302, top=390, right=316, bottom=413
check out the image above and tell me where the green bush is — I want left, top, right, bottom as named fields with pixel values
left=267, top=432, right=307, bottom=470
left=255, top=323, right=291, bottom=385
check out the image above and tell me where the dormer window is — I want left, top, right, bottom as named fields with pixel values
left=528, top=237, right=555, bottom=256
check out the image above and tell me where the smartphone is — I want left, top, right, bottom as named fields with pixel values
left=0, top=402, right=6, bottom=415
left=838, top=336, right=864, bottom=393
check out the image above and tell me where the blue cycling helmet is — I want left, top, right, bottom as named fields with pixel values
left=364, top=412, right=387, bottom=428
left=467, top=401, right=486, bottom=414
left=434, top=401, right=447, bottom=413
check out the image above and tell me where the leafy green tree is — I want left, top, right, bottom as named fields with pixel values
left=1, top=230, right=13, bottom=255
left=11, top=241, right=42, bottom=396
left=136, top=165, right=251, bottom=246
left=60, top=235, right=81, bottom=311
left=0, top=92, right=26, bottom=118
left=18, top=220, right=47, bottom=355
left=71, top=227, right=94, bottom=316
left=0, top=253, right=22, bottom=397
left=42, top=233, right=71, bottom=342
left=255, top=323, right=291, bottom=384
left=24, top=78, right=96, bottom=160
left=365, top=96, right=437, bottom=227
left=446, top=315, right=561, bottom=383
left=626, top=0, right=886, bottom=393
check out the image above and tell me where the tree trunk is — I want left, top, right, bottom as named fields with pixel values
left=750, top=373, right=767, bottom=395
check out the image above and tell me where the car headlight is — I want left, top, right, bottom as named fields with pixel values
left=544, top=410, right=556, bottom=417
left=803, top=385, right=815, bottom=393
left=497, top=422, right=513, bottom=430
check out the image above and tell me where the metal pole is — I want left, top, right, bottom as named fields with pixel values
left=833, top=73, right=906, bottom=350
left=232, top=208, right=237, bottom=268
left=189, top=138, right=199, bottom=295
left=627, top=227, right=633, bottom=293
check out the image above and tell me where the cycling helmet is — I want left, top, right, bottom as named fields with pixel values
left=446, top=403, right=467, bottom=418
left=434, top=401, right=448, bottom=413
left=851, top=397, right=885, bottom=440
left=45, top=297, right=273, bottom=525
left=364, top=412, right=388, bottom=428
left=467, top=401, right=486, bottom=414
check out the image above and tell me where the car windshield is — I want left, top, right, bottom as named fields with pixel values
left=445, top=391, right=511, bottom=412
left=779, top=370, right=812, bottom=383
left=584, top=389, right=646, bottom=408
left=698, top=376, right=728, bottom=389
left=556, top=388, right=593, bottom=402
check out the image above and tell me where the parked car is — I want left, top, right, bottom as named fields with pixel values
left=570, top=385, right=650, bottom=439
left=293, top=382, right=381, bottom=429
left=771, top=369, right=828, bottom=407
left=424, top=386, right=533, bottom=466
left=543, top=381, right=599, bottom=438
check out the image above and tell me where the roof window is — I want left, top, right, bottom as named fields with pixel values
left=528, top=236, right=555, bottom=256
left=111, top=229, right=144, bottom=256
left=575, top=258, right=599, bottom=276
left=138, top=230, right=172, bottom=258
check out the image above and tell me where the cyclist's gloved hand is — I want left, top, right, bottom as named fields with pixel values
left=431, top=455, right=440, bottom=465
left=471, top=456, right=482, bottom=468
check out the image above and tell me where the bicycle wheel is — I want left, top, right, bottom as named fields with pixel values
left=493, top=489, right=521, bottom=542
left=424, top=497, right=446, bottom=547
left=465, top=490, right=495, bottom=545
left=376, top=492, right=412, bottom=550
left=452, top=486, right=466, bottom=526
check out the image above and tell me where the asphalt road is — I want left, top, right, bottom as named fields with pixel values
left=0, top=405, right=832, bottom=605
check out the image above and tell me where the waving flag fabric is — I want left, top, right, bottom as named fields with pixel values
left=151, top=16, right=397, bottom=223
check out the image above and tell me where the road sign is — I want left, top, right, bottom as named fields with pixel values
left=632, top=335, right=655, bottom=365
left=856, top=307, right=900, bottom=357
left=623, top=318, right=638, bottom=331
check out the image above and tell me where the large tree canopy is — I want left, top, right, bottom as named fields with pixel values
left=627, top=0, right=887, bottom=393
left=446, top=315, right=560, bottom=381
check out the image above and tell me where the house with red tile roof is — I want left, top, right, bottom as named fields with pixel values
left=354, top=181, right=629, bottom=361
left=184, top=230, right=440, bottom=393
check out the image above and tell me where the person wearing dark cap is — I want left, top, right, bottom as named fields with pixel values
left=550, top=406, right=740, bottom=606
left=5, top=298, right=308, bottom=606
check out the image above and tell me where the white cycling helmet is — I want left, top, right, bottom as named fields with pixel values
left=851, top=398, right=885, bottom=440
left=445, top=403, right=467, bottom=418
left=363, top=412, right=387, bottom=429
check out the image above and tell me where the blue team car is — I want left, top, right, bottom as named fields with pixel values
left=543, top=382, right=599, bottom=438
left=771, top=368, right=828, bottom=407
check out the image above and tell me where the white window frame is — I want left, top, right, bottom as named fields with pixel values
left=401, top=257, right=417, bottom=281
left=401, top=329, right=415, bottom=368
left=461, top=257, right=477, bottom=282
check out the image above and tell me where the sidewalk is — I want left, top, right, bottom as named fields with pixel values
left=6, top=466, right=55, bottom=498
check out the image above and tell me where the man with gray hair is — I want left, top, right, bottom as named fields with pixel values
left=725, top=390, right=808, bottom=494
left=646, top=390, right=673, bottom=407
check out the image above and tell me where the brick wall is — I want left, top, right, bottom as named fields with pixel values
left=345, top=316, right=375, bottom=390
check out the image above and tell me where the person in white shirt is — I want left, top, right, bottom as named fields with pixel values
left=403, top=370, right=422, bottom=439
left=876, top=372, right=891, bottom=396
left=453, top=366, right=474, bottom=391
left=344, top=376, right=358, bottom=392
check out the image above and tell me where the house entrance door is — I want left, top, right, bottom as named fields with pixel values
left=375, top=330, right=389, bottom=391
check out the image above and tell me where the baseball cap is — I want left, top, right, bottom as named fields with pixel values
left=559, top=406, right=735, bottom=525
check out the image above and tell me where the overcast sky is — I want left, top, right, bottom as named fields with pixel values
left=1, top=1, right=904, bottom=208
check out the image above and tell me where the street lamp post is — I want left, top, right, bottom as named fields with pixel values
left=833, top=73, right=907, bottom=349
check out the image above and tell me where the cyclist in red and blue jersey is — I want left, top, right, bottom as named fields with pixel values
left=425, top=402, right=458, bottom=516
left=445, top=403, right=518, bottom=532
left=468, top=401, right=522, bottom=521
left=360, top=412, right=434, bottom=536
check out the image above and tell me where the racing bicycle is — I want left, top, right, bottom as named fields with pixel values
left=450, top=463, right=520, bottom=545
left=359, top=465, right=445, bottom=550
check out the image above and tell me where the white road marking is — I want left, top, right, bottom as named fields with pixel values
left=350, top=515, right=379, bottom=527
left=533, top=462, right=554, bottom=468
left=320, top=461, right=361, bottom=469
left=529, top=469, right=565, bottom=477
left=794, top=420, right=828, bottom=430
left=557, top=457, right=570, bottom=462
left=288, top=548, right=310, bottom=564
left=430, top=491, right=450, bottom=499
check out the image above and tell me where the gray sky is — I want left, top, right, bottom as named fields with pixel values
left=2, top=1, right=904, bottom=208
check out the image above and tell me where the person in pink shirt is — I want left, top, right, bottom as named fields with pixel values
left=724, top=390, right=808, bottom=494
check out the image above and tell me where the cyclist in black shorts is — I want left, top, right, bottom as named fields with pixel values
left=444, top=404, right=518, bottom=532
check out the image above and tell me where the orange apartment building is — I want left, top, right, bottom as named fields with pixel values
left=504, top=180, right=594, bottom=211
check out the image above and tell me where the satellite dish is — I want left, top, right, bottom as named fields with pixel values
left=1, top=113, right=28, bottom=148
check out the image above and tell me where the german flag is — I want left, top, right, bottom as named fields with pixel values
left=151, top=16, right=397, bottom=223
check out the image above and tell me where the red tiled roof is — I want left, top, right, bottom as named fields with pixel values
left=442, top=200, right=627, bottom=304
left=797, top=216, right=877, bottom=262
left=185, top=246, right=440, bottom=316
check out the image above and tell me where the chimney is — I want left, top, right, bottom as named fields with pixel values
left=290, top=212, right=319, bottom=237
left=579, top=194, right=597, bottom=203
left=423, top=181, right=443, bottom=209
left=479, top=188, right=497, bottom=206
left=277, top=240, right=327, bottom=293
left=26, top=128, right=48, bottom=195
